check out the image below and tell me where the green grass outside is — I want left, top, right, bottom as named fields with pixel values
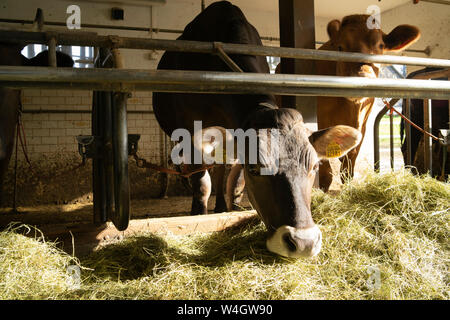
left=379, top=115, right=402, bottom=147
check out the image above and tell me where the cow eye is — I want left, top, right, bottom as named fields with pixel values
left=379, top=43, right=385, bottom=50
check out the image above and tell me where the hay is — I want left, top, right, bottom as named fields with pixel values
left=0, top=170, right=448, bottom=300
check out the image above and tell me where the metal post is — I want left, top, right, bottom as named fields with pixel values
left=48, top=37, right=57, bottom=67
left=423, top=99, right=433, bottom=175
left=374, top=106, right=389, bottom=172
left=92, top=48, right=115, bottom=225
left=111, top=92, right=130, bottom=231
left=92, top=90, right=107, bottom=224
left=405, top=99, right=413, bottom=166
left=279, top=0, right=317, bottom=124
left=374, top=98, right=399, bottom=172
left=103, top=91, right=115, bottom=221
left=390, top=109, right=394, bottom=170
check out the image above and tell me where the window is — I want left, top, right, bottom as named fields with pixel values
left=266, top=56, right=280, bottom=74
left=379, top=64, right=406, bottom=112
left=21, top=44, right=94, bottom=68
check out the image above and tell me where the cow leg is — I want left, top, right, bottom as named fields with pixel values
left=213, top=165, right=227, bottom=213
left=318, top=159, right=333, bottom=192
left=190, top=169, right=211, bottom=215
left=226, top=164, right=245, bottom=211
left=340, top=122, right=366, bottom=183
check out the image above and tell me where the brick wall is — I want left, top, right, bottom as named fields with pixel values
left=19, top=88, right=166, bottom=165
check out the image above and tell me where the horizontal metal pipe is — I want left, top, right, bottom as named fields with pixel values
left=22, top=109, right=154, bottom=114
left=419, top=0, right=450, bottom=5
left=1, top=66, right=450, bottom=99
left=0, top=19, right=432, bottom=54
left=0, top=19, right=183, bottom=34
left=409, top=68, right=450, bottom=79
left=0, top=30, right=448, bottom=67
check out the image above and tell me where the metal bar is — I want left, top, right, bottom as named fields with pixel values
left=1, top=67, right=449, bottom=99
left=213, top=42, right=243, bottom=73
left=390, top=110, right=394, bottom=170
left=12, top=120, right=19, bottom=212
left=3, top=80, right=449, bottom=99
left=47, top=37, right=57, bottom=67
left=103, top=91, right=115, bottom=224
left=21, top=109, right=154, bottom=114
left=374, top=98, right=400, bottom=172
left=419, top=0, right=450, bottom=5
left=373, top=106, right=389, bottom=172
left=0, top=19, right=183, bottom=34
left=0, top=30, right=448, bottom=68
left=315, top=40, right=429, bottom=55
left=405, top=99, right=413, bottom=165
left=423, top=99, right=433, bottom=175
left=279, top=0, right=316, bottom=124
left=0, top=18, right=432, bottom=54
left=92, top=48, right=114, bottom=225
left=411, top=68, right=450, bottom=79
left=111, top=92, right=130, bottom=231
left=92, top=90, right=107, bottom=225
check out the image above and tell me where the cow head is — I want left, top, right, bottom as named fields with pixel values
left=198, top=108, right=362, bottom=258
left=327, top=15, right=420, bottom=79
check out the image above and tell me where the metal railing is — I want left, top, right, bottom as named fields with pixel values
left=2, top=28, right=449, bottom=231
left=1, top=29, right=449, bottom=68
left=373, top=68, right=449, bottom=175
left=0, top=19, right=432, bottom=54
left=1, top=67, right=450, bottom=99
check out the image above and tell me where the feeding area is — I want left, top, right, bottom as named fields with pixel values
left=1, top=0, right=450, bottom=304
left=1, top=170, right=448, bottom=300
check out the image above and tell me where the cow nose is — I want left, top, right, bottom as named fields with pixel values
left=266, top=225, right=322, bottom=258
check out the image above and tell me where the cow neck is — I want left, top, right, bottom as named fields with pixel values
left=348, top=96, right=375, bottom=131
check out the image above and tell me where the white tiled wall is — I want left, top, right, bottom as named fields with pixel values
left=19, top=87, right=165, bottom=165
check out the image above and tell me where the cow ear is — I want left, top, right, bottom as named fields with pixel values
left=309, top=125, right=362, bottom=159
left=193, top=126, right=234, bottom=164
left=383, top=25, right=420, bottom=52
left=327, top=20, right=341, bottom=41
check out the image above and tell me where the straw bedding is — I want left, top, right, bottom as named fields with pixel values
left=0, top=170, right=448, bottom=299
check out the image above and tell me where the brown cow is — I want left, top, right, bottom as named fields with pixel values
left=315, top=15, right=420, bottom=191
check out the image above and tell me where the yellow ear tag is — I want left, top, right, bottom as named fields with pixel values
left=326, top=141, right=342, bottom=158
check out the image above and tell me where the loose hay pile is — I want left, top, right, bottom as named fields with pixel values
left=1, top=170, right=448, bottom=300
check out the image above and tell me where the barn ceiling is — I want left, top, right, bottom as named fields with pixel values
left=228, top=0, right=412, bottom=18
left=315, top=0, right=411, bottom=18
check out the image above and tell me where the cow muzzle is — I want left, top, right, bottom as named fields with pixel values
left=266, top=225, right=322, bottom=258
